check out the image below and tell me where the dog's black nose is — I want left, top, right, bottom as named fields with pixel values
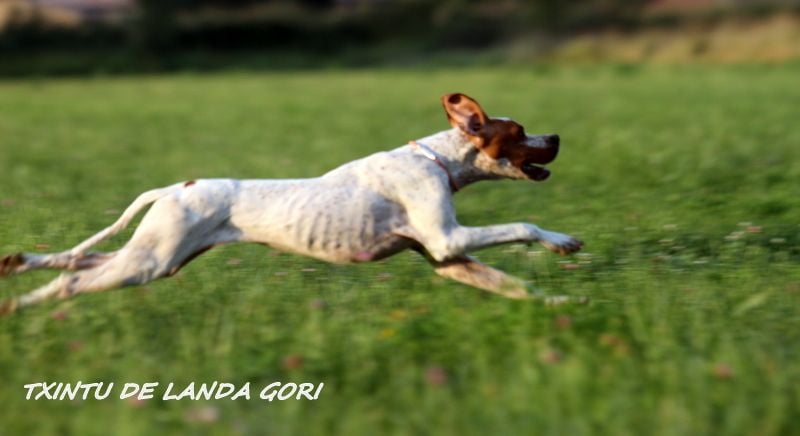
left=547, top=134, right=560, bottom=147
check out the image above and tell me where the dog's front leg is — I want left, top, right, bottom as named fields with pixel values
left=422, top=254, right=586, bottom=304
left=397, top=193, right=582, bottom=262
left=428, top=254, right=529, bottom=299
left=406, top=223, right=582, bottom=263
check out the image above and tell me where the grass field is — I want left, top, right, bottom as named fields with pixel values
left=1, top=65, right=799, bottom=436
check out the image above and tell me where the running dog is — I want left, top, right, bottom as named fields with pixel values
left=0, top=93, right=583, bottom=314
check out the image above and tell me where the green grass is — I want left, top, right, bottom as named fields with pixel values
left=1, top=65, right=799, bottom=436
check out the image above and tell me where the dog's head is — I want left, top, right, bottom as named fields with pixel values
left=442, top=93, right=559, bottom=181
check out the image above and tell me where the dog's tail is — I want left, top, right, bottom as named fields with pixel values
left=68, top=184, right=183, bottom=255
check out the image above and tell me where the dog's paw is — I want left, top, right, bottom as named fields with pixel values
left=0, top=253, right=25, bottom=278
left=523, top=284, right=589, bottom=305
left=539, top=232, right=583, bottom=255
left=543, top=295, right=590, bottom=306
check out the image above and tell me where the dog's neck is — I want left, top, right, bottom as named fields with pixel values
left=411, top=128, right=525, bottom=189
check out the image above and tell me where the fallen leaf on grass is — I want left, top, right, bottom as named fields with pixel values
left=539, top=348, right=563, bottom=365
left=712, top=363, right=734, bottom=380
left=425, top=366, right=448, bottom=386
left=184, top=405, right=219, bottom=424
left=282, top=354, right=304, bottom=371
left=554, top=314, right=572, bottom=330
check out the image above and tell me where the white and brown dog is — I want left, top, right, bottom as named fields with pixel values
left=0, top=93, right=584, bottom=314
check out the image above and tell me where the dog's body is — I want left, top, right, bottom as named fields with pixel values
left=0, top=94, right=583, bottom=314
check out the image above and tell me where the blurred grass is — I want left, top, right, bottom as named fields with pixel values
left=0, top=65, right=799, bottom=435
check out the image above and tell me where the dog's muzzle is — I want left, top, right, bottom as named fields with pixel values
left=522, top=134, right=559, bottom=181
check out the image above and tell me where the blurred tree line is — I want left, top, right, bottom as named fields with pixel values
left=0, top=0, right=796, bottom=74
left=0, top=0, right=651, bottom=53
left=133, top=0, right=650, bottom=51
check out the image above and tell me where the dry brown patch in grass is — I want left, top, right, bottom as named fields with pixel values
left=551, top=13, right=800, bottom=63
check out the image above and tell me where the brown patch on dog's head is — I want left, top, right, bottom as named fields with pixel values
left=184, top=180, right=196, bottom=187
left=441, top=93, right=560, bottom=181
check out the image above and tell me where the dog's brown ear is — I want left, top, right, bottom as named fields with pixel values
left=441, top=93, right=488, bottom=136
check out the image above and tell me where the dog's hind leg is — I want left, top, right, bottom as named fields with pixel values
left=66, top=186, right=180, bottom=257
left=0, top=244, right=215, bottom=315
left=2, top=218, right=240, bottom=315
left=1, top=186, right=180, bottom=280
left=0, top=253, right=149, bottom=314
left=0, top=235, right=194, bottom=314
left=1, top=183, right=244, bottom=315
left=1, top=251, right=117, bottom=277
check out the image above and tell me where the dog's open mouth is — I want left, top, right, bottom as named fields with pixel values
left=522, top=161, right=551, bottom=181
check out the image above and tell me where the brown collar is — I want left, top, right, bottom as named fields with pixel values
left=409, top=140, right=461, bottom=193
